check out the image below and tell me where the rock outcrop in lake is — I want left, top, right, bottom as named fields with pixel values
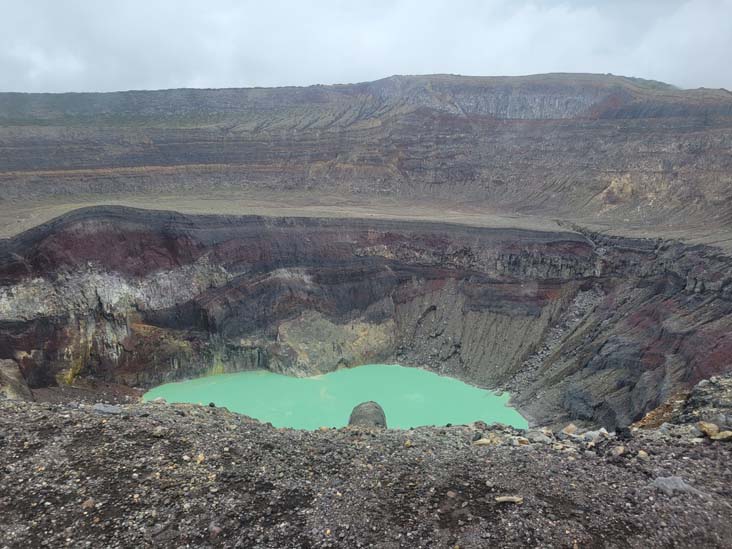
left=348, top=401, right=387, bottom=428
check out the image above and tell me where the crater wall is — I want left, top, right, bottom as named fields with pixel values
left=1, top=206, right=731, bottom=429
left=2, top=73, right=732, bottom=236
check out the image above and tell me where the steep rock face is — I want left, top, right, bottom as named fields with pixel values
left=0, top=206, right=596, bottom=387
left=1, top=206, right=732, bottom=429
left=515, top=234, right=732, bottom=428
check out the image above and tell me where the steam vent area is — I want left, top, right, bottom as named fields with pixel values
left=2, top=73, right=732, bottom=547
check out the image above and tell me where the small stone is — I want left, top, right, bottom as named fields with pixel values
left=583, top=430, right=607, bottom=443
left=91, top=403, right=122, bottom=415
left=404, top=439, right=413, bottom=448
left=446, top=490, right=457, bottom=498
left=610, top=445, right=626, bottom=457
left=495, top=495, right=523, bottom=504
left=525, top=430, right=552, bottom=444
left=516, top=437, right=529, bottom=445
left=208, top=402, right=216, bottom=408
left=474, top=432, right=503, bottom=446
left=698, top=421, right=720, bottom=437
left=152, top=426, right=166, bottom=438
left=637, top=450, right=650, bottom=461
left=182, top=455, right=191, bottom=462
left=561, top=423, right=578, bottom=435
left=195, top=453, right=205, bottom=464
left=473, top=437, right=495, bottom=446
left=710, top=430, right=732, bottom=441
left=652, top=476, right=701, bottom=496
left=81, top=498, right=95, bottom=510
left=209, top=523, right=222, bottom=539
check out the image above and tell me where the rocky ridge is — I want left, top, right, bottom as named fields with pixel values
left=1, top=73, right=732, bottom=238
left=1, top=374, right=732, bottom=548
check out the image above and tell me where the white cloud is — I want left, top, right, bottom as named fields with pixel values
left=0, top=0, right=729, bottom=92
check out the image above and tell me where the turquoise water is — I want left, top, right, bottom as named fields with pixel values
left=143, top=364, right=527, bottom=430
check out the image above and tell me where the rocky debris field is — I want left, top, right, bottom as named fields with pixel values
left=1, top=394, right=732, bottom=549
left=673, top=375, right=732, bottom=432
left=500, top=286, right=605, bottom=396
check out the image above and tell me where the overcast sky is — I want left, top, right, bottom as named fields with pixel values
left=1, top=0, right=731, bottom=93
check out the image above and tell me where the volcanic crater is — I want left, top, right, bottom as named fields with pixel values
left=3, top=72, right=732, bottom=547
left=2, top=204, right=731, bottom=431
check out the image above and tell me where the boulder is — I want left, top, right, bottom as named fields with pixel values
left=710, top=430, right=732, bottom=442
left=92, top=403, right=122, bottom=415
left=0, top=359, right=33, bottom=401
left=524, top=430, right=552, bottom=444
left=348, top=401, right=387, bottom=428
left=698, top=421, right=719, bottom=437
left=651, top=476, right=704, bottom=497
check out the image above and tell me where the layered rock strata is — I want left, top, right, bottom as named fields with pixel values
left=1, top=206, right=731, bottom=429
left=1, top=73, right=732, bottom=233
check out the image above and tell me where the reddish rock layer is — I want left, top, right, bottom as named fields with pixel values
left=1, top=207, right=731, bottom=429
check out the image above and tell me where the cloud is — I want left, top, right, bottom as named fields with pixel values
left=0, top=0, right=730, bottom=92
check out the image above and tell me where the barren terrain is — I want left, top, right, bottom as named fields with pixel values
left=2, top=73, right=732, bottom=548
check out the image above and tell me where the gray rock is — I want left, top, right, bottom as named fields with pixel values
left=0, top=359, right=33, bottom=401
left=348, top=401, right=387, bottom=428
left=651, top=476, right=704, bottom=497
left=525, top=430, right=552, bottom=444
left=583, top=430, right=606, bottom=442
left=711, top=413, right=732, bottom=431
left=92, top=403, right=122, bottom=415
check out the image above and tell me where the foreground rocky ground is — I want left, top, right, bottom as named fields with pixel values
left=2, top=378, right=732, bottom=548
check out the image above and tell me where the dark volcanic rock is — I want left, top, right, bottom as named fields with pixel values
left=0, top=206, right=598, bottom=394
left=2, top=206, right=732, bottom=429
left=2, top=398, right=732, bottom=548
left=673, top=373, right=732, bottom=429
left=348, top=401, right=387, bottom=428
